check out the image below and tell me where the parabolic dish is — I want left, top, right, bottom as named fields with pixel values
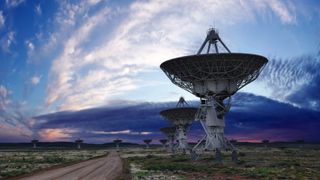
left=160, top=53, right=268, bottom=98
left=160, top=107, right=197, bottom=125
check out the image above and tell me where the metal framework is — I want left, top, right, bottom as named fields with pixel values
left=160, top=28, right=268, bottom=160
left=197, top=28, right=231, bottom=54
left=160, top=127, right=176, bottom=152
left=160, top=97, right=197, bottom=154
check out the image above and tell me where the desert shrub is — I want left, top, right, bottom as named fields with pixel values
left=236, top=160, right=245, bottom=165
left=245, top=167, right=276, bottom=178
left=172, top=155, right=189, bottom=162
left=145, top=154, right=154, bottom=159
left=223, top=167, right=241, bottom=174
left=278, top=147, right=287, bottom=150
left=121, top=159, right=132, bottom=180
left=134, top=171, right=151, bottom=178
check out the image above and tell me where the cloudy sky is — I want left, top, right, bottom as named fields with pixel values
left=0, top=0, right=319, bottom=143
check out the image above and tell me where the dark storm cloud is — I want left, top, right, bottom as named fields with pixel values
left=287, top=73, right=320, bottom=111
left=35, top=102, right=175, bottom=132
left=33, top=93, right=320, bottom=143
left=259, top=52, right=320, bottom=110
left=33, top=102, right=181, bottom=142
left=226, top=93, right=320, bottom=141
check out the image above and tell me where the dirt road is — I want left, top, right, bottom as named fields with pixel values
left=21, top=152, right=123, bottom=180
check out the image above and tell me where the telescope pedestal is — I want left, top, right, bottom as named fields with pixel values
left=202, top=126, right=231, bottom=150
left=167, top=135, right=175, bottom=153
left=192, top=97, right=236, bottom=159
left=175, top=125, right=189, bottom=154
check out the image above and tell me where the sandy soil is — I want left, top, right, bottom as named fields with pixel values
left=19, top=152, right=123, bottom=180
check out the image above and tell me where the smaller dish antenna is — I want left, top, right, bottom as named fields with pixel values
left=75, top=139, right=83, bottom=149
left=159, top=139, right=168, bottom=149
left=143, top=139, right=152, bottom=149
left=160, top=126, right=176, bottom=152
left=113, top=139, right=122, bottom=151
left=31, top=139, right=39, bottom=149
left=160, top=127, right=176, bottom=153
left=160, top=97, right=197, bottom=154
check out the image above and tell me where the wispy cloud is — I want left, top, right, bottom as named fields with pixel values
left=26, top=40, right=34, bottom=51
left=5, top=0, right=25, bottom=8
left=267, top=0, right=296, bottom=24
left=30, top=75, right=41, bottom=85
left=46, top=5, right=113, bottom=110
left=0, top=85, right=33, bottom=140
left=35, top=4, right=42, bottom=15
left=92, top=130, right=153, bottom=135
left=0, top=31, right=15, bottom=53
left=258, top=53, right=320, bottom=110
left=0, top=11, right=5, bottom=29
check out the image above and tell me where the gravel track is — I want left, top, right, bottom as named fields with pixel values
left=20, top=152, right=123, bottom=180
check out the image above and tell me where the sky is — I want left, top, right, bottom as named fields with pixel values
left=0, top=0, right=319, bottom=143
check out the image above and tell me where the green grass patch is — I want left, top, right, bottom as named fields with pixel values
left=144, top=162, right=213, bottom=173
left=134, top=171, right=151, bottom=178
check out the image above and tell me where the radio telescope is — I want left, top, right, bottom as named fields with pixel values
left=160, top=97, right=197, bottom=154
left=113, top=139, right=122, bottom=151
left=160, top=126, right=176, bottom=152
left=31, top=139, right=39, bottom=149
left=160, top=28, right=268, bottom=159
left=143, top=139, right=152, bottom=149
left=159, top=139, right=168, bottom=149
left=75, top=139, right=83, bottom=149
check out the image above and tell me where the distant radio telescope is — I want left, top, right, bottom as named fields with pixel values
left=31, top=139, right=39, bottom=149
left=160, top=126, right=176, bottom=153
left=143, top=139, right=152, bottom=149
left=75, top=139, right=83, bottom=149
left=159, top=139, right=168, bottom=149
left=160, top=97, right=197, bottom=154
left=160, top=28, right=268, bottom=160
left=113, top=139, right=122, bottom=151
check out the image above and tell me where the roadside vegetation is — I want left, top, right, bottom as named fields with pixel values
left=0, top=149, right=108, bottom=179
left=124, top=146, right=320, bottom=179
